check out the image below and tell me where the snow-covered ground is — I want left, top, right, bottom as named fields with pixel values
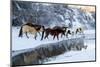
left=12, top=27, right=96, bottom=63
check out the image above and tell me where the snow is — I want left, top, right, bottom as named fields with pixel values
left=12, top=27, right=95, bottom=63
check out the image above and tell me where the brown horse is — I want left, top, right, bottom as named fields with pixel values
left=18, top=22, right=45, bottom=40
left=41, top=26, right=67, bottom=40
left=53, top=26, right=68, bottom=37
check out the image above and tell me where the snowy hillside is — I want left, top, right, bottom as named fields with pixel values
left=12, top=1, right=95, bottom=29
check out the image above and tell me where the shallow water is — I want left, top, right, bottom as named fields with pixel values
left=43, top=38, right=95, bottom=64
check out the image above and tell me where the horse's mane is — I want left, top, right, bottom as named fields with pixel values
left=25, top=22, right=36, bottom=27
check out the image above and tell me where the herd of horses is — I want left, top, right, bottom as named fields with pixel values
left=18, top=22, right=84, bottom=40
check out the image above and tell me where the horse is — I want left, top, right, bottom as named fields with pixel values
left=53, top=26, right=68, bottom=38
left=18, top=22, right=45, bottom=40
left=75, top=27, right=84, bottom=34
left=65, top=29, right=72, bottom=38
left=41, top=26, right=67, bottom=40
left=65, top=27, right=84, bottom=37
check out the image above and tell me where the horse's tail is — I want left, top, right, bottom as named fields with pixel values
left=18, top=26, right=23, bottom=37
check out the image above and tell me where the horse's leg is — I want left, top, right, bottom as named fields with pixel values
left=62, top=32, right=65, bottom=38
left=44, top=35, right=47, bottom=39
left=61, top=33, right=63, bottom=38
left=53, top=34, right=56, bottom=40
left=72, top=31, right=74, bottom=36
left=38, top=32, right=41, bottom=36
left=57, top=34, right=59, bottom=40
left=41, top=31, right=45, bottom=40
left=45, top=35, right=49, bottom=39
left=45, top=34, right=49, bottom=39
left=25, top=32, right=29, bottom=38
left=44, top=33, right=47, bottom=39
left=76, top=29, right=78, bottom=34
left=34, top=33, right=37, bottom=40
left=44, top=32, right=49, bottom=39
left=66, top=33, right=68, bottom=38
left=44, top=32, right=47, bottom=39
left=47, top=35, right=49, bottom=39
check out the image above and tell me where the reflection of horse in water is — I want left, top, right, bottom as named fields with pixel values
left=18, top=22, right=44, bottom=40
left=41, top=26, right=67, bottom=40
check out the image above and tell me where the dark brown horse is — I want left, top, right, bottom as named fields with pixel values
left=41, top=26, right=67, bottom=40
left=53, top=26, right=68, bottom=37
left=19, top=22, right=45, bottom=40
